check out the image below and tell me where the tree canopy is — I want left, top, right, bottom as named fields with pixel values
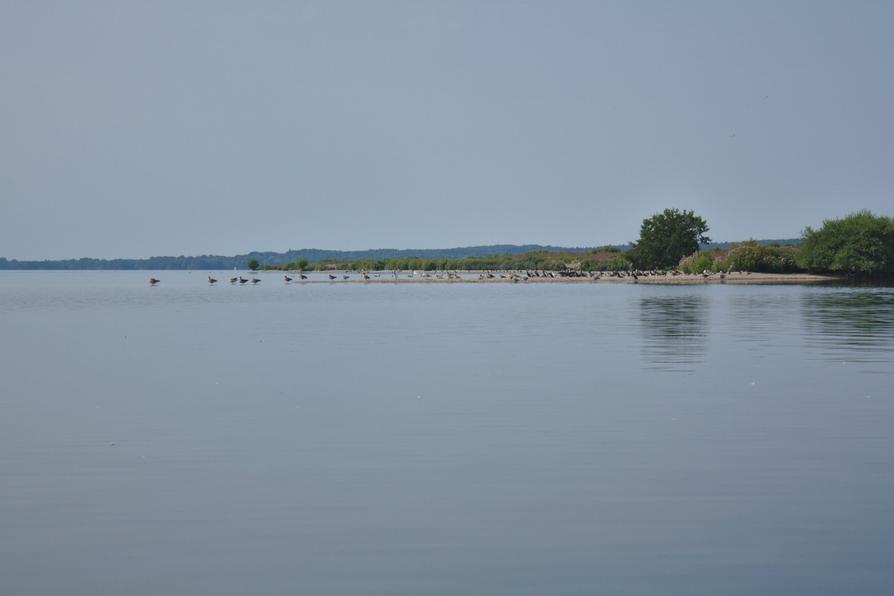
left=629, top=208, right=710, bottom=269
left=797, top=211, right=894, bottom=276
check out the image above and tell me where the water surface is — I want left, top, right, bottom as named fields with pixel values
left=2, top=271, right=893, bottom=594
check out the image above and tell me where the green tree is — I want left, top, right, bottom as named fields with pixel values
left=295, top=258, right=309, bottom=271
left=797, top=211, right=894, bottom=275
left=248, top=258, right=259, bottom=271
left=629, top=208, right=710, bottom=269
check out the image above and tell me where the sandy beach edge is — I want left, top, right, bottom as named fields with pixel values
left=277, top=272, right=843, bottom=285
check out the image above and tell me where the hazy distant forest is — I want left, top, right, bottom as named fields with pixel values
left=0, top=242, right=792, bottom=271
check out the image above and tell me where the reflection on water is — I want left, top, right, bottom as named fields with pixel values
left=638, top=293, right=708, bottom=371
left=801, top=289, right=894, bottom=371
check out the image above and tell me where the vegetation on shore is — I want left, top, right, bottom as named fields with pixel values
left=2, top=209, right=890, bottom=278
left=264, top=210, right=892, bottom=278
left=798, top=211, right=894, bottom=276
left=678, top=242, right=801, bottom=274
left=627, top=208, right=710, bottom=269
left=266, top=246, right=632, bottom=272
left=675, top=211, right=893, bottom=277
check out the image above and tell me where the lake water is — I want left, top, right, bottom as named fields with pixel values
left=2, top=271, right=893, bottom=595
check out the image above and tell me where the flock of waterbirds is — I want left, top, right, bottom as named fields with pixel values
left=149, top=274, right=307, bottom=285
left=148, top=268, right=742, bottom=285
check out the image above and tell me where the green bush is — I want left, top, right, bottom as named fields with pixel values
left=798, top=211, right=894, bottom=275
left=678, top=252, right=715, bottom=274
left=714, top=242, right=800, bottom=273
left=603, top=255, right=632, bottom=271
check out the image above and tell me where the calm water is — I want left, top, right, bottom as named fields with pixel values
left=2, top=271, right=893, bottom=595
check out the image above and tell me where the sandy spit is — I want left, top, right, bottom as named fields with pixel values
left=288, top=272, right=840, bottom=285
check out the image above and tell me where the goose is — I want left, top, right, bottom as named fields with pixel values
left=328, top=274, right=337, bottom=280
left=343, top=274, right=349, bottom=280
left=239, top=277, right=249, bottom=284
left=300, top=274, right=308, bottom=280
left=208, top=276, right=218, bottom=284
left=251, top=278, right=261, bottom=284
left=230, top=277, right=238, bottom=283
left=149, top=277, right=160, bottom=285
left=284, top=275, right=293, bottom=282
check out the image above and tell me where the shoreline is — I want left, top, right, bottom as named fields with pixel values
left=283, top=272, right=842, bottom=285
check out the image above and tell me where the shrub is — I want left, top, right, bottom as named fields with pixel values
left=603, top=255, right=632, bottom=271
left=714, top=242, right=801, bottom=273
left=678, top=252, right=715, bottom=274
left=797, top=211, right=894, bottom=276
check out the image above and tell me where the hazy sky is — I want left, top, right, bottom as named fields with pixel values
left=2, top=1, right=892, bottom=259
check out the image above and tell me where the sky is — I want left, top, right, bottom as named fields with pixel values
left=1, top=0, right=893, bottom=259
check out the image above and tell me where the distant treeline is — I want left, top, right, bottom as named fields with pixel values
left=0, top=240, right=799, bottom=270
left=269, top=240, right=803, bottom=273
left=0, top=245, right=594, bottom=270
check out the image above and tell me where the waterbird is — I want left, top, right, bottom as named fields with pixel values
left=252, top=278, right=261, bottom=284
left=208, top=276, right=218, bottom=284
left=300, top=274, right=308, bottom=280
left=343, top=274, right=349, bottom=280
left=328, top=274, right=337, bottom=280
left=149, top=277, right=160, bottom=285
left=239, top=277, right=248, bottom=284
left=284, top=275, right=293, bottom=282
left=230, top=277, right=238, bottom=283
